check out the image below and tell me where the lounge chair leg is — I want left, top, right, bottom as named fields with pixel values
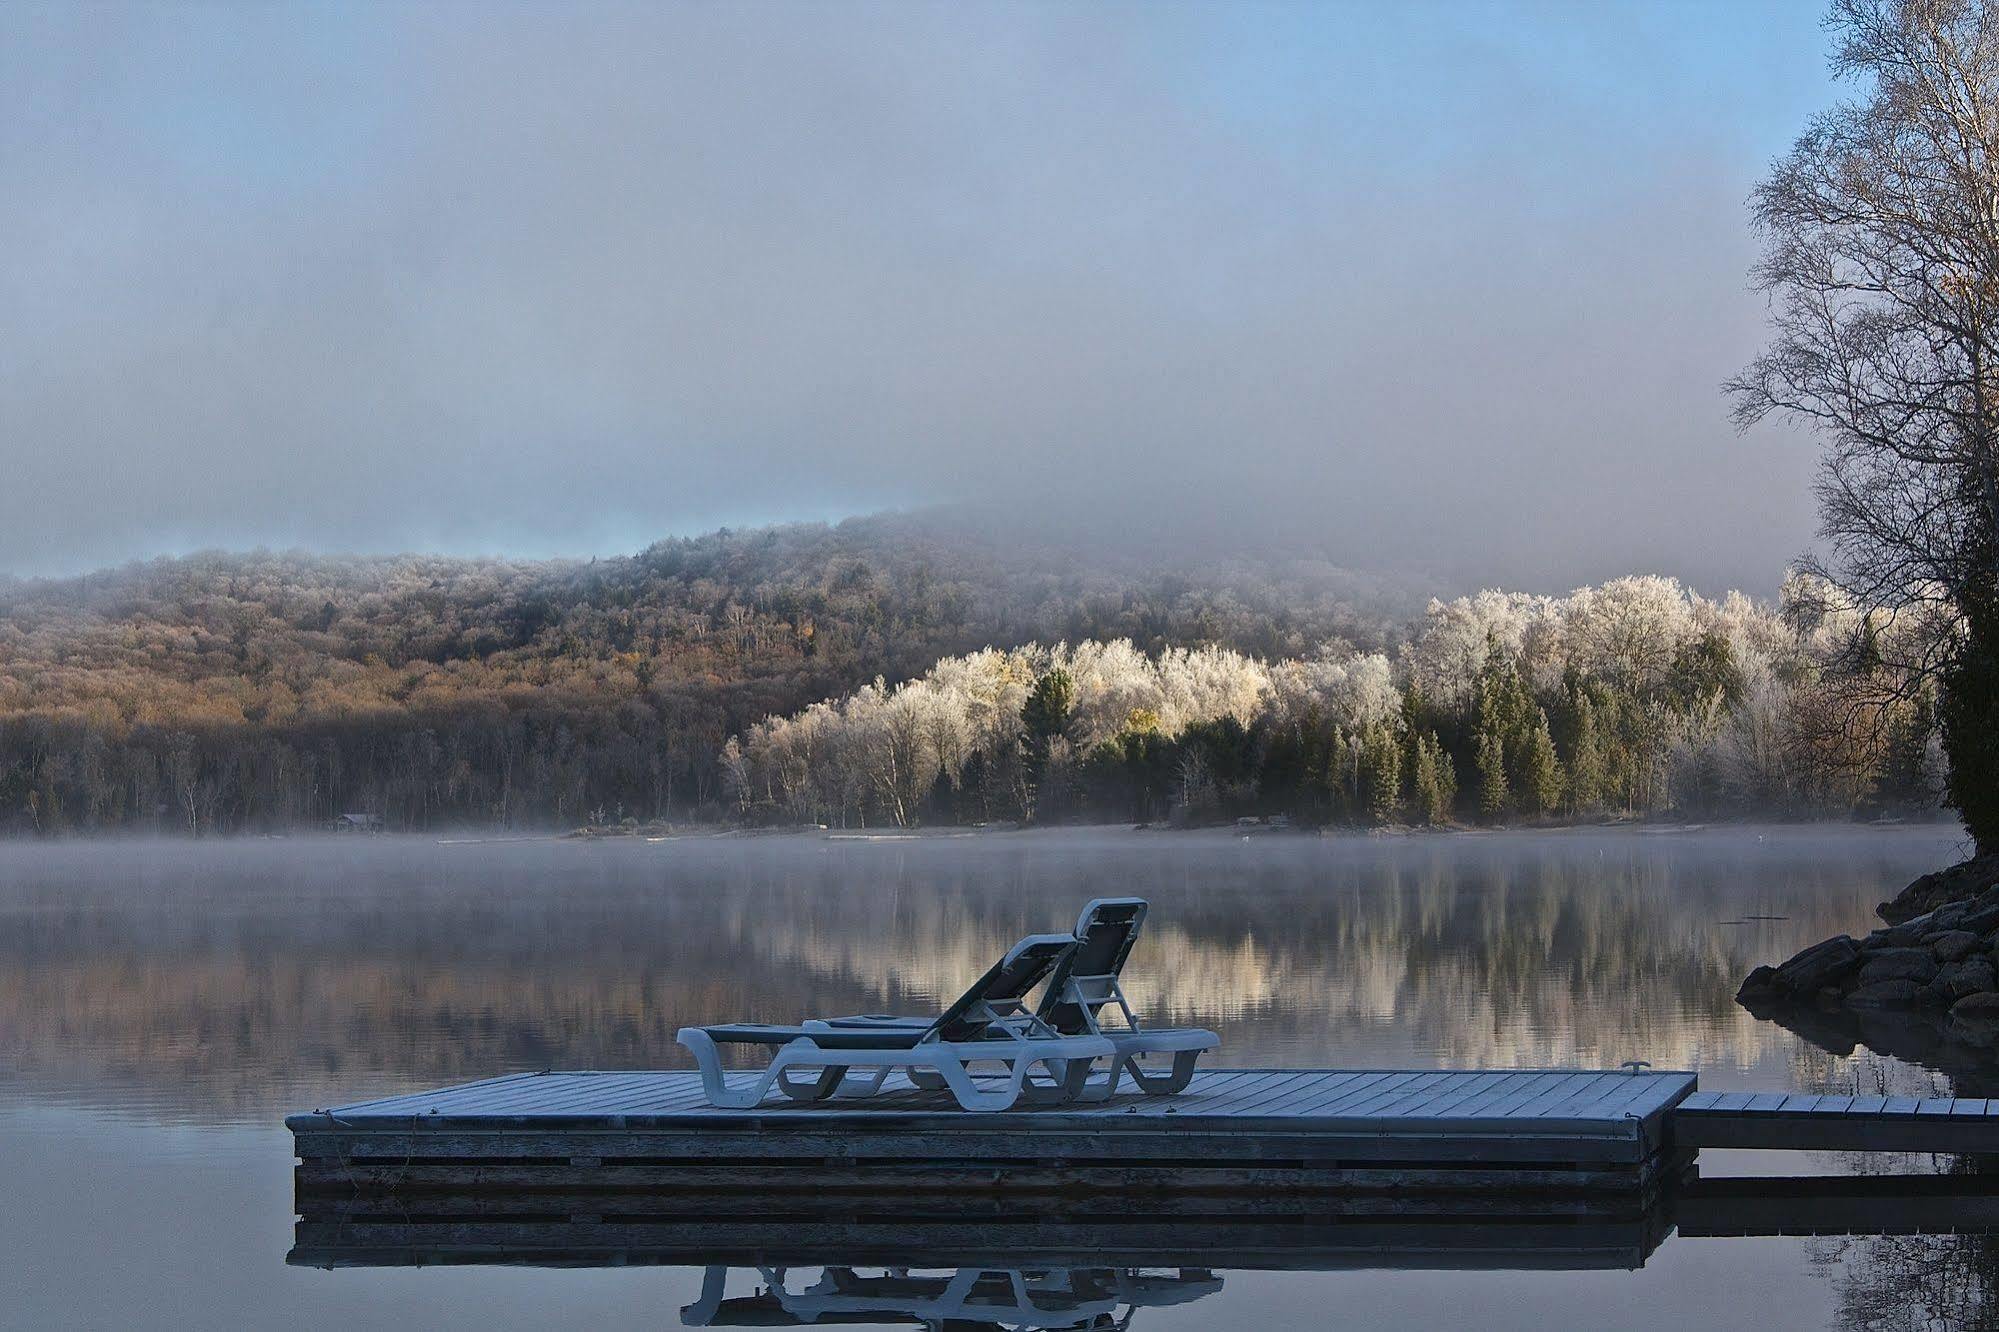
left=907, top=1068, right=948, bottom=1091
left=1017, top=1056, right=1078, bottom=1105
left=777, top=1064, right=847, bottom=1101
left=1068, top=1055, right=1122, bottom=1101
left=677, top=1028, right=791, bottom=1108
left=929, top=1053, right=1022, bottom=1112
left=1125, top=1047, right=1202, bottom=1095
left=1018, top=1054, right=1107, bottom=1105
left=1059, top=1056, right=1102, bottom=1101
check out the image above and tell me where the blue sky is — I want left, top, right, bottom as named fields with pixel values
left=0, top=1, right=1846, bottom=590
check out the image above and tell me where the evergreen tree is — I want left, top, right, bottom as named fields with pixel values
left=1431, top=733, right=1459, bottom=820
left=1322, top=724, right=1356, bottom=819
left=1406, top=730, right=1436, bottom=824
left=1407, top=729, right=1456, bottom=825
left=1520, top=708, right=1563, bottom=816
left=1359, top=722, right=1403, bottom=825
left=1475, top=637, right=1523, bottom=738
left=1021, top=668, right=1075, bottom=745
left=1400, top=682, right=1433, bottom=737
left=1475, top=727, right=1509, bottom=822
left=1565, top=691, right=1606, bottom=814
left=1666, top=631, right=1745, bottom=711
left=1018, top=667, right=1075, bottom=822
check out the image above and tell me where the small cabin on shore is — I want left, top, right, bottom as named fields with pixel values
left=332, top=813, right=385, bottom=834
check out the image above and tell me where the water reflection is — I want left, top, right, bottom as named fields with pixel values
left=0, top=825, right=1964, bottom=1121
left=1813, top=1228, right=1999, bottom=1329
left=1805, top=1158, right=1999, bottom=1331
left=288, top=1189, right=1677, bottom=1274
left=678, top=1266, right=1224, bottom=1329
left=6, top=825, right=1992, bottom=1329
left=1747, top=992, right=1999, bottom=1091
left=288, top=1170, right=1999, bottom=1330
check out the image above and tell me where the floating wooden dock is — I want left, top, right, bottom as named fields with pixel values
left=290, top=1067, right=1697, bottom=1198
left=292, top=1064, right=1999, bottom=1208
left=291, top=1067, right=1999, bottom=1278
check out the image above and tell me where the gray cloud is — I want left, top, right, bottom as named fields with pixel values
left=1, top=2, right=1824, bottom=593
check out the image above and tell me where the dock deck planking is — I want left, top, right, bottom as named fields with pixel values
left=306, top=1067, right=1695, bottom=1128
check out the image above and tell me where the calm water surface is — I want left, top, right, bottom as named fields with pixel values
left=0, top=824, right=1987, bottom=1329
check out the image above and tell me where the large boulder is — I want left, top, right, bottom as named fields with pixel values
left=1775, top=935, right=1864, bottom=993
left=1736, top=965, right=1782, bottom=1005
left=1857, top=947, right=1940, bottom=986
left=1938, top=956, right=1998, bottom=1000
left=1930, top=930, right=1985, bottom=963
left=1956, top=894, right=1999, bottom=936
left=1951, top=991, right=1999, bottom=1020
left=1866, top=918, right=1932, bottom=949
left=1848, top=978, right=1923, bottom=1008
left=1949, top=990, right=1999, bottom=1043
left=1740, top=858, right=1999, bottom=1023
left=1931, top=901, right=1973, bottom=933
left=1879, top=854, right=1999, bottom=925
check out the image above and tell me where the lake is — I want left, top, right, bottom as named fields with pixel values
left=1, top=823, right=1986, bottom=1329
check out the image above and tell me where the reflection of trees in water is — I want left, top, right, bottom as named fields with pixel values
left=1781, top=1058, right=1999, bottom=1332
left=0, top=829, right=1956, bottom=1119
left=1813, top=1226, right=1998, bottom=1332
left=1809, top=1148, right=1999, bottom=1332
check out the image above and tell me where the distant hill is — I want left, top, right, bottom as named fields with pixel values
left=0, top=509, right=1439, bottom=833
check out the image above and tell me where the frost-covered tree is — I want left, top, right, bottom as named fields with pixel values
left=725, top=572, right=1933, bottom=829
left=1729, top=0, right=1999, bottom=850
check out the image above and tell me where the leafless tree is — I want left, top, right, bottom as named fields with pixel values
left=1729, top=0, right=1999, bottom=849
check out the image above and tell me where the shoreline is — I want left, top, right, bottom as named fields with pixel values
left=0, top=817, right=1965, bottom=850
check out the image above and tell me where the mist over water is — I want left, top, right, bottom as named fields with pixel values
left=0, top=825, right=1983, bottom=1329
left=0, top=825, right=1960, bottom=1121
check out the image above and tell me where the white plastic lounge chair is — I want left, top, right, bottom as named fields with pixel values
left=1036, top=897, right=1219, bottom=1096
left=815, top=897, right=1219, bottom=1100
left=676, top=934, right=1114, bottom=1113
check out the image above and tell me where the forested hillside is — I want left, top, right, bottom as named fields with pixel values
left=0, top=512, right=1431, bottom=833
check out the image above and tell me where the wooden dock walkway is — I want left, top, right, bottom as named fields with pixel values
left=291, top=1067, right=1697, bottom=1198
left=1672, top=1090, right=1999, bottom=1153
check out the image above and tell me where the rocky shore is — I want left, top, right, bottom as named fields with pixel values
left=1738, top=853, right=1999, bottom=1042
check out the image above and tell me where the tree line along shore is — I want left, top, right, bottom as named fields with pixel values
left=0, top=515, right=1942, bottom=835
left=726, top=576, right=1940, bottom=832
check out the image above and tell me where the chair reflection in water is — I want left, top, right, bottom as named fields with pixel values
left=679, top=1263, right=1224, bottom=1330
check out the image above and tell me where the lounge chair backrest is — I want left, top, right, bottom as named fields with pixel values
left=928, top=933, right=1077, bottom=1042
left=1037, top=897, right=1148, bottom=1033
